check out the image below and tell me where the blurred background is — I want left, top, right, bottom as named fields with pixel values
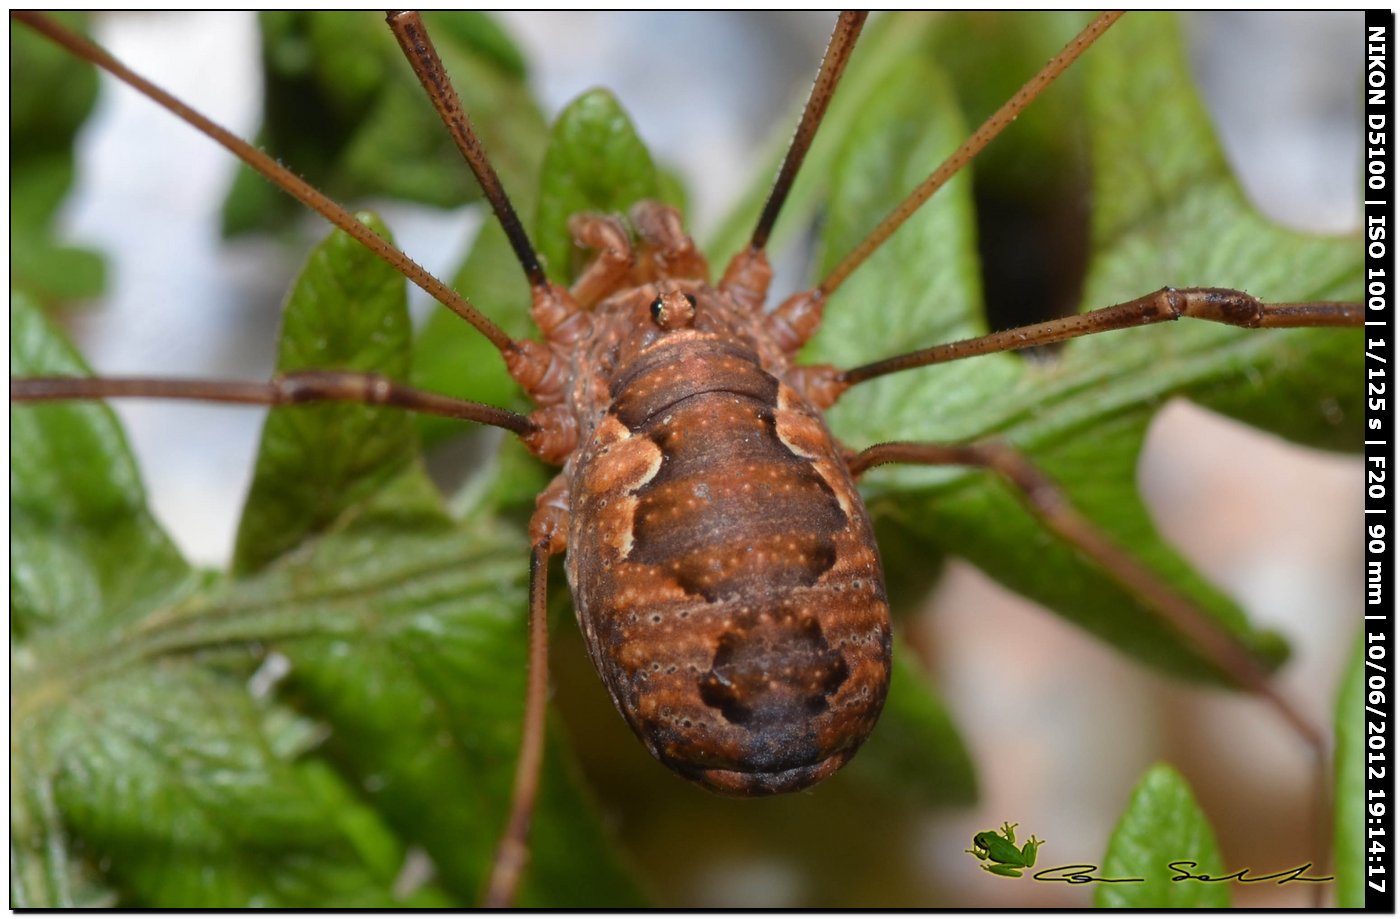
left=45, top=12, right=1361, bottom=907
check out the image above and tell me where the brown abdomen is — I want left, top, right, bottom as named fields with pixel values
left=565, top=337, right=891, bottom=795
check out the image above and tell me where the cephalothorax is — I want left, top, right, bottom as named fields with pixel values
left=10, top=11, right=1361, bottom=908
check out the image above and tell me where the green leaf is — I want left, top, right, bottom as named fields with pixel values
left=11, top=294, right=434, bottom=907
left=10, top=745, right=114, bottom=908
left=534, top=90, right=661, bottom=283
left=1080, top=14, right=1359, bottom=450
left=414, top=83, right=681, bottom=451
left=40, top=668, right=418, bottom=907
left=706, top=13, right=947, bottom=269
left=411, top=212, right=538, bottom=449
left=1334, top=633, right=1364, bottom=907
left=11, top=217, right=643, bottom=906
left=210, top=10, right=547, bottom=457
left=10, top=294, right=195, bottom=640
left=1097, top=763, right=1230, bottom=908
left=9, top=13, right=106, bottom=304
left=227, top=216, right=644, bottom=904
left=414, top=83, right=677, bottom=455
left=231, top=213, right=425, bottom=575
left=225, top=486, right=643, bottom=905
left=222, top=11, right=547, bottom=236
left=796, top=11, right=1357, bottom=680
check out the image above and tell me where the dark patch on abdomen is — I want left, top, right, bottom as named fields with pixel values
left=628, top=392, right=845, bottom=601
left=698, top=615, right=849, bottom=727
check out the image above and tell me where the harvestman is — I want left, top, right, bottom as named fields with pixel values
left=11, top=11, right=1362, bottom=906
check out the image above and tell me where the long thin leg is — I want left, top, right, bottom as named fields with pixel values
left=484, top=481, right=569, bottom=908
left=719, top=11, right=867, bottom=314
left=10, top=372, right=537, bottom=436
left=764, top=11, right=1124, bottom=355
left=384, top=10, right=582, bottom=400
left=839, top=287, right=1364, bottom=388
left=818, top=11, right=1121, bottom=300
left=849, top=438, right=1330, bottom=903
left=849, top=438, right=1322, bottom=744
left=745, top=11, right=867, bottom=256
left=385, top=11, right=547, bottom=292
left=10, top=12, right=520, bottom=358
left=483, top=541, right=553, bottom=908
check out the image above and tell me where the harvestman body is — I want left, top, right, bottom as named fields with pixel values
left=11, top=11, right=1362, bottom=907
left=549, top=227, right=890, bottom=796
